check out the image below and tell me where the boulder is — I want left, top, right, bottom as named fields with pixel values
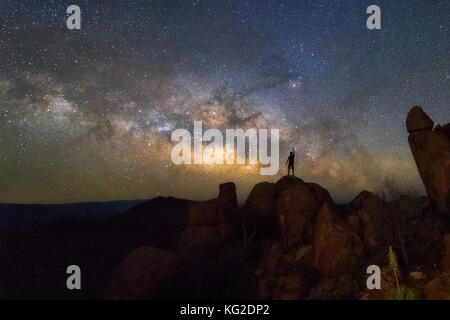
left=295, top=244, right=314, bottom=267
left=313, top=203, right=364, bottom=277
left=349, top=191, right=384, bottom=251
left=245, top=182, right=277, bottom=235
left=274, top=175, right=305, bottom=196
left=406, top=107, right=450, bottom=213
left=406, top=106, right=434, bottom=133
left=306, top=183, right=333, bottom=204
left=218, top=182, right=238, bottom=223
left=424, top=276, right=450, bottom=300
left=188, top=199, right=219, bottom=226
left=276, top=183, right=321, bottom=250
left=350, top=190, right=382, bottom=211
left=257, top=242, right=282, bottom=275
left=105, top=247, right=176, bottom=299
left=272, top=270, right=318, bottom=299
left=347, top=215, right=362, bottom=235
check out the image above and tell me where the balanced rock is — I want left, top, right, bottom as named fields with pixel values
left=313, top=203, right=364, bottom=277
left=406, top=106, right=434, bottom=133
left=406, top=106, right=450, bottom=212
left=105, top=247, right=176, bottom=299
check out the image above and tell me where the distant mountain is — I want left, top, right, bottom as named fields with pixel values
left=0, top=200, right=144, bottom=233
left=0, top=196, right=195, bottom=299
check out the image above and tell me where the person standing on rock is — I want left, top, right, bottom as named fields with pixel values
left=286, top=147, right=295, bottom=176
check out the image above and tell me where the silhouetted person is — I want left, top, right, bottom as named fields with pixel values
left=286, top=148, right=295, bottom=176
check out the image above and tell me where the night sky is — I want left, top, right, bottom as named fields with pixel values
left=0, top=0, right=449, bottom=204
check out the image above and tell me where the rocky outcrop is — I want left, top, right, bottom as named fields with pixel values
left=255, top=241, right=319, bottom=299
left=274, top=175, right=305, bottom=197
left=105, top=247, right=176, bottom=299
left=347, top=191, right=383, bottom=252
left=406, top=106, right=450, bottom=213
left=277, top=183, right=321, bottom=251
left=313, top=203, right=364, bottom=277
left=306, top=183, right=333, bottom=204
left=245, top=182, right=276, bottom=235
left=178, top=182, right=239, bottom=260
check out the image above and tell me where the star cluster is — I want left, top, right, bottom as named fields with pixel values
left=0, top=0, right=449, bottom=203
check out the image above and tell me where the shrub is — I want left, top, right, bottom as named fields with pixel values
left=388, top=285, right=420, bottom=300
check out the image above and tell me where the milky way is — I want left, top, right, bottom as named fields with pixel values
left=0, top=0, right=449, bottom=203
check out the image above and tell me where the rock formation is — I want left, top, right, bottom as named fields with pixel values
left=276, top=178, right=332, bottom=251
left=245, top=182, right=277, bottom=235
left=406, top=106, right=450, bottom=213
left=313, top=203, right=364, bottom=277
left=178, top=182, right=239, bottom=261
left=347, top=191, right=383, bottom=252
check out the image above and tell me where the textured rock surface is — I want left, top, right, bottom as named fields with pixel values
left=313, top=203, right=364, bottom=277
left=306, top=183, right=333, bottom=204
left=277, top=183, right=321, bottom=250
left=424, top=276, right=450, bottom=300
left=274, top=175, right=305, bottom=196
left=245, top=182, right=277, bottom=234
left=349, top=191, right=384, bottom=251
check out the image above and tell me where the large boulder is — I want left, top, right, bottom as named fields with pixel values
left=277, top=183, right=321, bottom=251
left=257, top=242, right=283, bottom=275
left=306, top=183, right=333, bottom=204
left=424, top=276, right=450, bottom=300
left=188, top=199, right=219, bottom=226
left=256, top=242, right=318, bottom=299
left=274, top=175, right=305, bottom=196
left=348, top=191, right=384, bottom=251
left=271, top=269, right=318, bottom=299
left=406, top=106, right=450, bottom=213
left=105, top=247, right=176, bottom=299
left=245, top=182, right=277, bottom=235
left=313, top=203, right=364, bottom=277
